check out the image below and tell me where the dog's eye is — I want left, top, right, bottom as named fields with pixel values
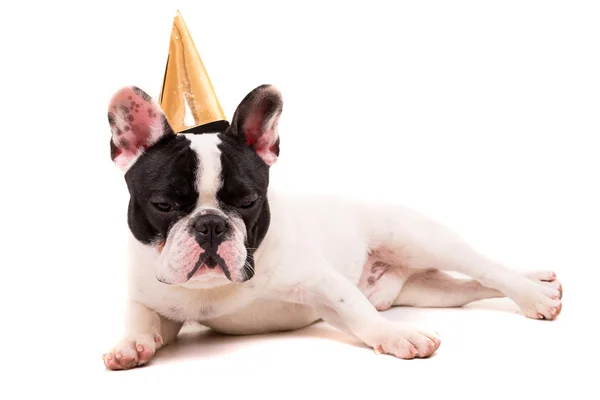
left=238, top=197, right=258, bottom=209
left=152, top=202, right=173, bottom=212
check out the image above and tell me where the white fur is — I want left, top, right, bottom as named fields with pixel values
left=103, top=131, right=563, bottom=369
left=188, top=134, right=222, bottom=207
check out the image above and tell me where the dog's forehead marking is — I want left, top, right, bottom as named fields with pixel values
left=186, top=134, right=223, bottom=207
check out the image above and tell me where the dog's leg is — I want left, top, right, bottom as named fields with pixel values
left=288, top=266, right=441, bottom=359
left=394, top=270, right=562, bottom=308
left=394, top=270, right=502, bottom=307
left=393, top=223, right=563, bottom=319
left=103, top=300, right=183, bottom=370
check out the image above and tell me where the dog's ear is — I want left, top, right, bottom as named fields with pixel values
left=228, top=84, right=283, bottom=166
left=107, top=86, right=174, bottom=172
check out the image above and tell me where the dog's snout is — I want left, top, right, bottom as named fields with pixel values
left=194, top=214, right=227, bottom=242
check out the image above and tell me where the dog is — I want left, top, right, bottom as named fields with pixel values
left=102, top=84, right=563, bottom=370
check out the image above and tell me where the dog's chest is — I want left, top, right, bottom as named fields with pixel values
left=142, top=285, right=256, bottom=322
left=131, top=269, right=260, bottom=322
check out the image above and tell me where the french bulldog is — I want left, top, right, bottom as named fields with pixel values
left=102, top=84, right=563, bottom=370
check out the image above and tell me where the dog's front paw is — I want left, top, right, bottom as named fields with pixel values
left=366, top=322, right=441, bottom=359
left=103, top=333, right=162, bottom=370
left=515, top=271, right=563, bottom=320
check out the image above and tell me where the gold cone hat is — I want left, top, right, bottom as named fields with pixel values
left=159, top=10, right=229, bottom=134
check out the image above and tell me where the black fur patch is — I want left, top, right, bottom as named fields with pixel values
left=132, top=86, right=152, bottom=102
left=107, top=112, right=116, bottom=127
left=124, top=134, right=199, bottom=245
left=217, top=131, right=272, bottom=280
left=110, top=139, right=120, bottom=161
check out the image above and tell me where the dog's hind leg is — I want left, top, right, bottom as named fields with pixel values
left=393, top=269, right=562, bottom=308
left=393, top=270, right=503, bottom=307
left=360, top=266, right=503, bottom=311
left=364, top=267, right=562, bottom=311
left=364, top=204, right=563, bottom=319
left=357, top=249, right=488, bottom=311
left=362, top=269, right=411, bottom=311
left=358, top=256, right=416, bottom=311
left=358, top=247, right=499, bottom=311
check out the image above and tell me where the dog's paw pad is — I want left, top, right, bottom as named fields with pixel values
left=103, top=333, right=159, bottom=370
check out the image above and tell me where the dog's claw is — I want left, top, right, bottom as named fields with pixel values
left=153, top=334, right=163, bottom=345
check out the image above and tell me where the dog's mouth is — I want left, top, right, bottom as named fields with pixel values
left=187, top=253, right=232, bottom=281
left=204, top=255, right=218, bottom=269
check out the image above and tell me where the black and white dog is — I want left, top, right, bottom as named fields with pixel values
left=103, top=84, right=563, bottom=370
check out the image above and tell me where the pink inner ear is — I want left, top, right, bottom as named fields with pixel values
left=242, top=104, right=280, bottom=166
left=108, top=87, right=163, bottom=168
left=243, top=112, right=265, bottom=148
left=244, top=114, right=279, bottom=166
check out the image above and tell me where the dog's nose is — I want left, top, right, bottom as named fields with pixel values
left=194, top=215, right=226, bottom=239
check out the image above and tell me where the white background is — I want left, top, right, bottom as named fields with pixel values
left=1, top=1, right=599, bottom=399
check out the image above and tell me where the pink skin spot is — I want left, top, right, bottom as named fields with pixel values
left=180, top=247, right=202, bottom=268
left=216, top=240, right=242, bottom=281
left=165, top=234, right=204, bottom=284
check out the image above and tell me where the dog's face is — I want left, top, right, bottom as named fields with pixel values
left=107, top=85, right=283, bottom=288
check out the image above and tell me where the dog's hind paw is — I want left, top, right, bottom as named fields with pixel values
left=515, top=271, right=563, bottom=320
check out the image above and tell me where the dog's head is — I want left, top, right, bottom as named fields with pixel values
left=107, top=84, right=282, bottom=288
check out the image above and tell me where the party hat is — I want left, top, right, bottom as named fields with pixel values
left=158, top=10, right=229, bottom=134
